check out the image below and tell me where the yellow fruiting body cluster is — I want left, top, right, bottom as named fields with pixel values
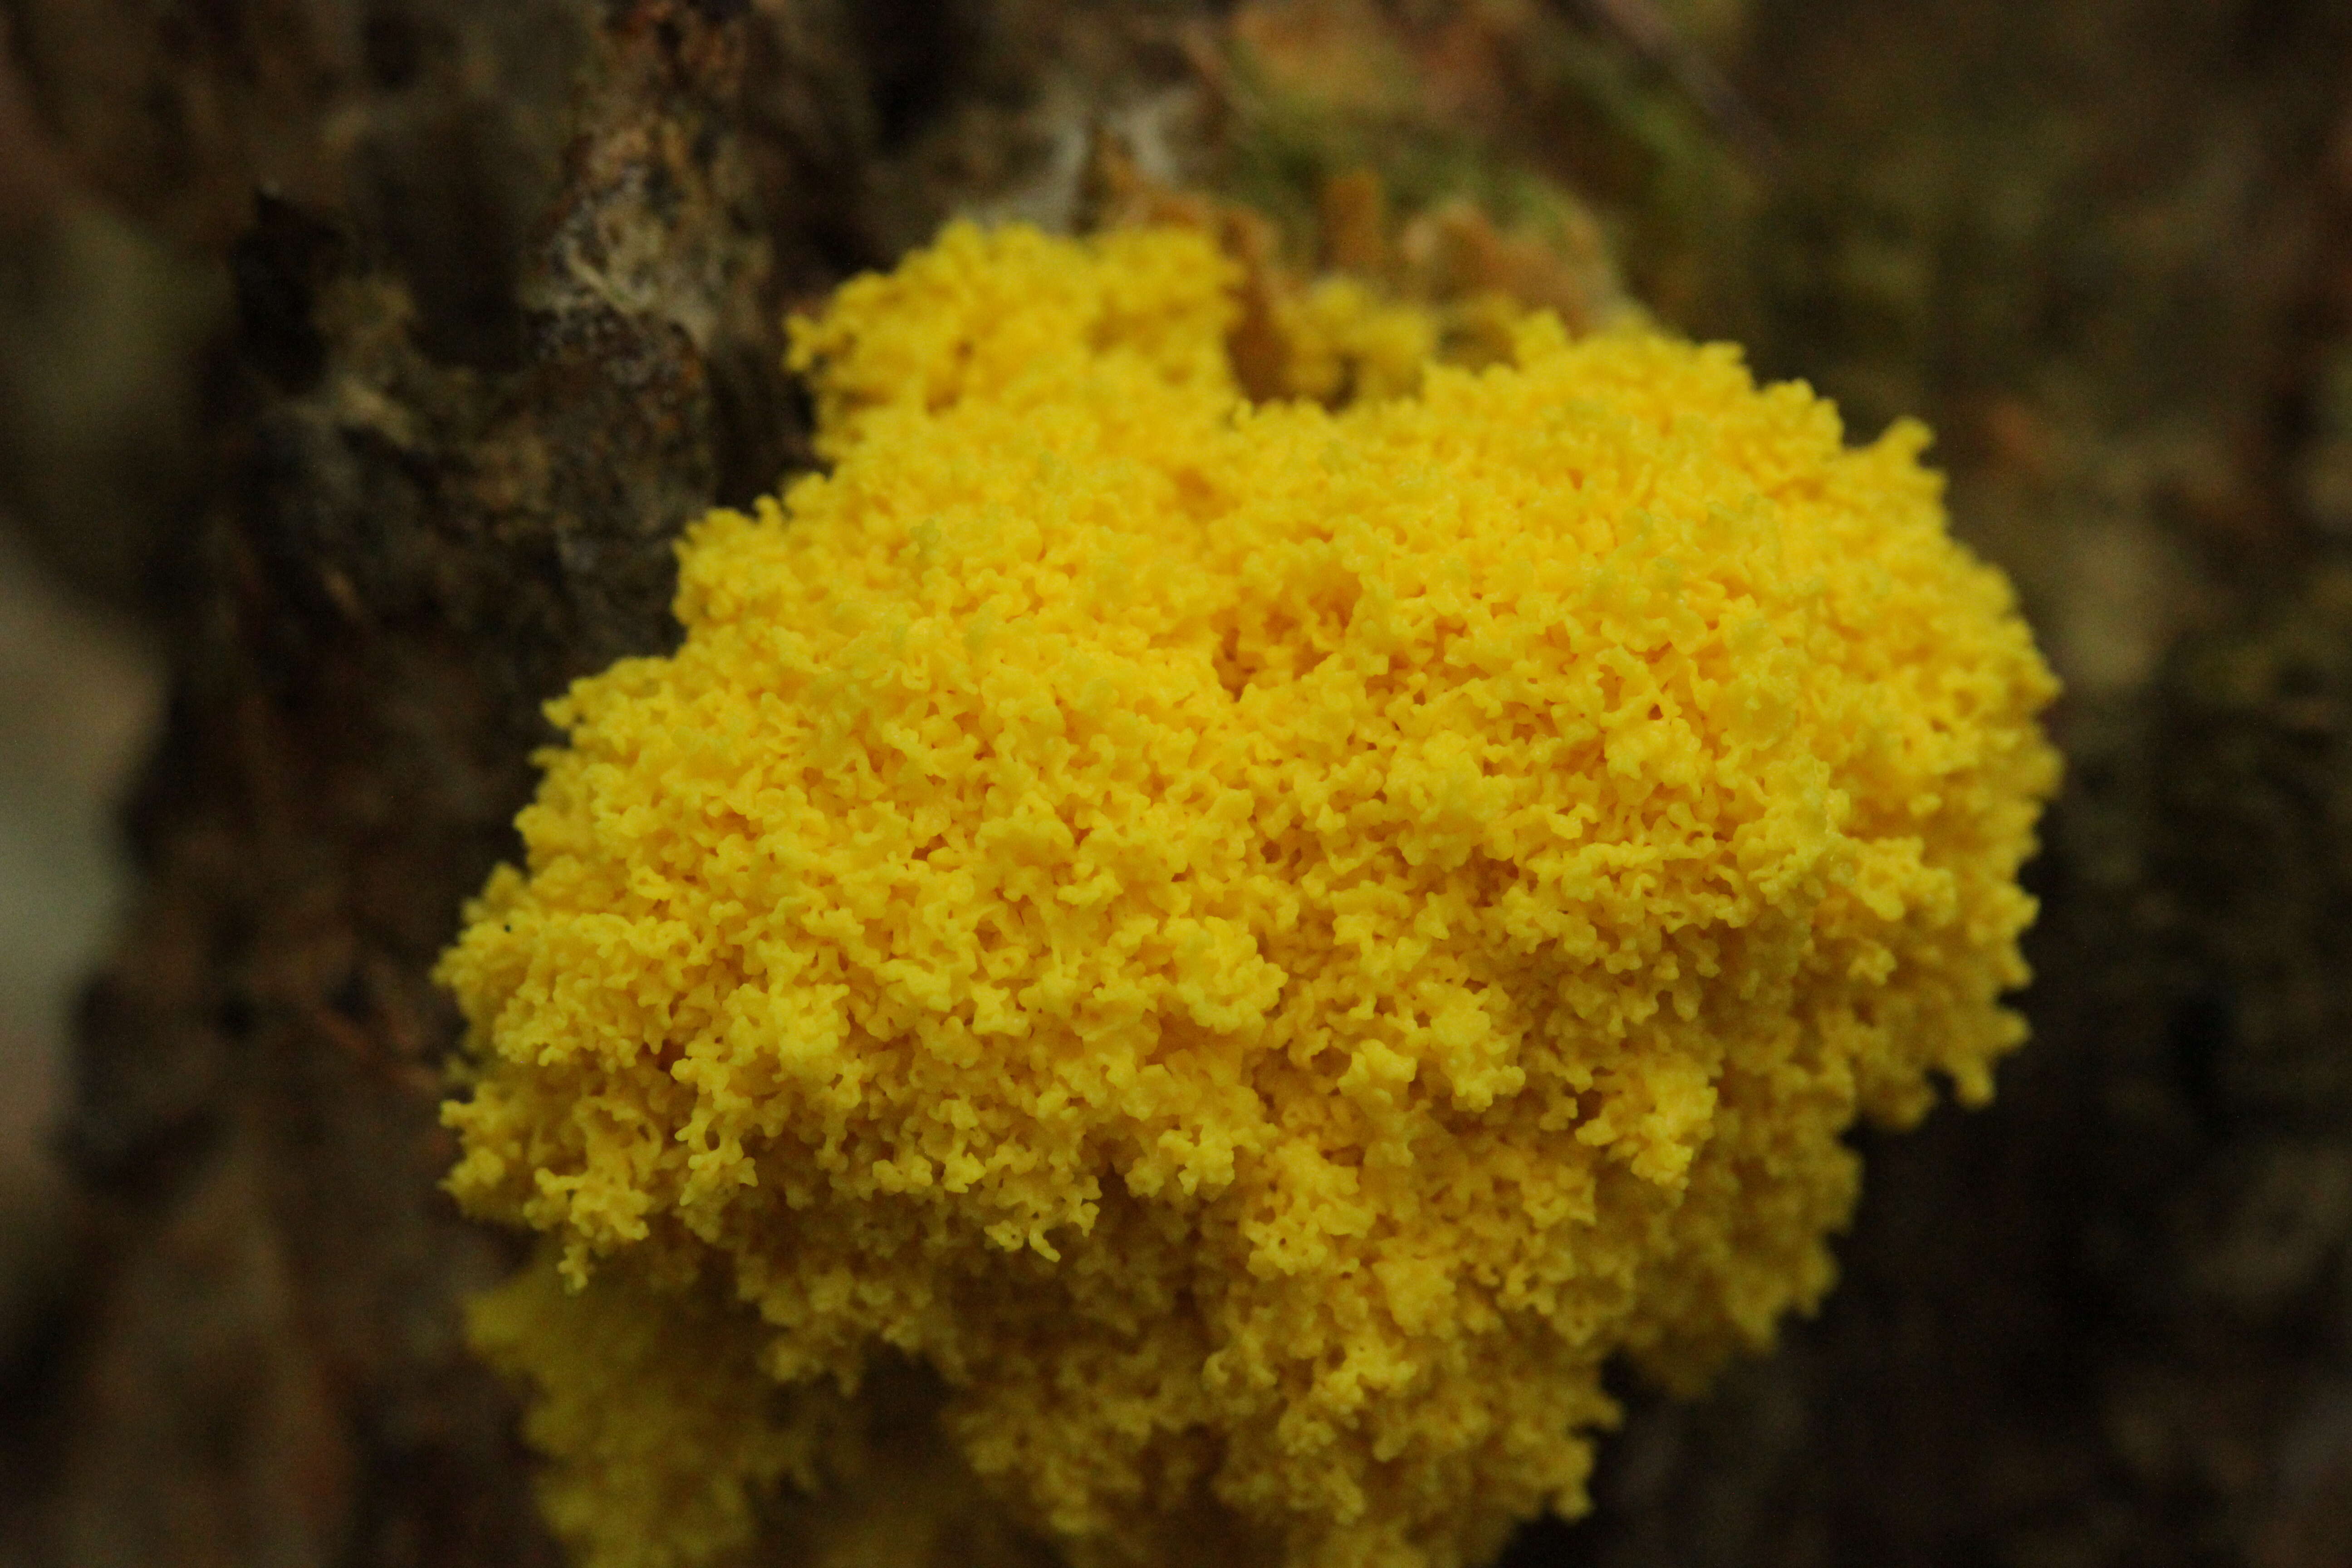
left=442, top=222, right=2059, bottom=1568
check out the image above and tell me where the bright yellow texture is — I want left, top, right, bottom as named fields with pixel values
left=442, top=222, right=2059, bottom=1568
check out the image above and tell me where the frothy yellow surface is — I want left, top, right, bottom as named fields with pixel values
left=442, top=222, right=2058, bottom=1568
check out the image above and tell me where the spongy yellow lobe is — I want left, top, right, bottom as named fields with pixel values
left=441, top=221, right=2059, bottom=1568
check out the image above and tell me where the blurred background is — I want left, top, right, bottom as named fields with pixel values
left=0, top=521, right=156, bottom=1360
left=0, top=32, right=196, bottom=1440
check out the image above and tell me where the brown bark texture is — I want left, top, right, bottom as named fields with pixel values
left=2, top=2, right=2351, bottom=1566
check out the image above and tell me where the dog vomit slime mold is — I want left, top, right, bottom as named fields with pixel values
left=440, top=222, right=2060, bottom=1568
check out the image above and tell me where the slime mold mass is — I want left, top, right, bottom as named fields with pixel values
left=439, top=222, right=2061, bottom=1568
